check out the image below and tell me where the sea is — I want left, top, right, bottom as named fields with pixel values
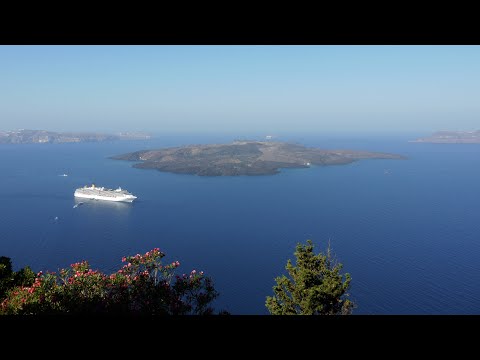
left=1, top=132, right=480, bottom=315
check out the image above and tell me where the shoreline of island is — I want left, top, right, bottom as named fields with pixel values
left=111, top=140, right=407, bottom=177
left=410, top=130, right=480, bottom=143
left=0, top=129, right=151, bottom=144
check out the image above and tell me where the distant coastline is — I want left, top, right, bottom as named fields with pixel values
left=0, top=129, right=151, bottom=144
left=410, top=130, right=480, bottom=143
left=111, top=140, right=407, bottom=176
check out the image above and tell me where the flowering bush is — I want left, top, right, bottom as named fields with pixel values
left=0, top=248, right=218, bottom=315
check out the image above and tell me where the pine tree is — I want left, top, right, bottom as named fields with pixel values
left=266, top=240, right=354, bottom=315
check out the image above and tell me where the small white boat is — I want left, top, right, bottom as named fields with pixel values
left=73, top=202, right=84, bottom=208
left=59, top=174, right=68, bottom=177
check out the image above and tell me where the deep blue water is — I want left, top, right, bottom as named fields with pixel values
left=1, top=132, right=480, bottom=314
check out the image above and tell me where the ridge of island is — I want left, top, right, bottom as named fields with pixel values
left=0, top=129, right=151, bottom=144
left=111, top=140, right=407, bottom=176
left=410, top=130, right=480, bottom=143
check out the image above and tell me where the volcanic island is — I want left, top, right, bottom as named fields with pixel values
left=111, top=140, right=407, bottom=176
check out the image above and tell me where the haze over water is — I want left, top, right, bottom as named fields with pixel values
left=2, top=46, right=480, bottom=134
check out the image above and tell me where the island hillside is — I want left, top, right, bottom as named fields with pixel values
left=111, top=141, right=406, bottom=176
left=0, top=129, right=151, bottom=144
left=410, top=130, right=480, bottom=143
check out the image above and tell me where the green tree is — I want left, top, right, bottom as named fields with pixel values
left=0, top=256, right=35, bottom=301
left=0, top=248, right=219, bottom=315
left=266, top=240, right=354, bottom=315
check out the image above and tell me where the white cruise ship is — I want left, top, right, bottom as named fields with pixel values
left=74, top=184, right=137, bottom=203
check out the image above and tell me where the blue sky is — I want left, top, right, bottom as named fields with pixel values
left=1, top=45, right=479, bottom=134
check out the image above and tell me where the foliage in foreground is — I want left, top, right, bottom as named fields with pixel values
left=0, top=256, right=36, bottom=301
left=0, top=248, right=218, bottom=315
left=266, top=240, right=354, bottom=315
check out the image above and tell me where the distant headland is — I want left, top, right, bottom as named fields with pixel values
left=0, top=129, right=151, bottom=144
left=410, top=130, right=480, bottom=143
left=111, top=140, right=407, bottom=176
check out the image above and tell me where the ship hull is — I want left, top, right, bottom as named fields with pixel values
left=74, top=191, right=137, bottom=203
